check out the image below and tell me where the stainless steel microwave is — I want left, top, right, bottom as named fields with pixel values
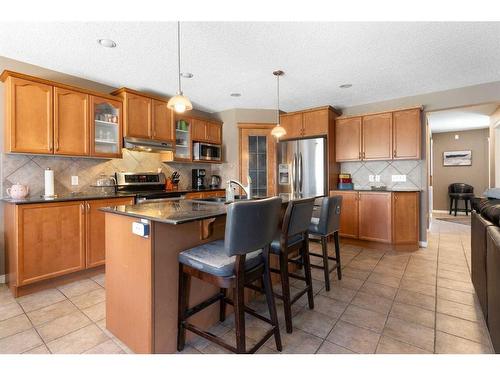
left=193, top=142, right=222, bottom=161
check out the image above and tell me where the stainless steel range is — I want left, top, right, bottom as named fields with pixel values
left=115, top=172, right=184, bottom=203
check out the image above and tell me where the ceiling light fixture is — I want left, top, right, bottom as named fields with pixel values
left=97, top=39, right=117, bottom=48
left=339, top=83, right=352, bottom=89
left=167, top=22, right=193, bottom=114
left=271, top=70, right=286, bottom=139
left=230, top=93, right=241, bottom=97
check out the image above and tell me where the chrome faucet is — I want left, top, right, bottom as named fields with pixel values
left=226, top=177, right=252, bottom=200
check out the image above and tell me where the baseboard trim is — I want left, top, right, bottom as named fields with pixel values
left=0, top=274, right=5, bottom=284
left=419, top=241, right=428, bottom=248
left=432, top=210, right=449, bottom=213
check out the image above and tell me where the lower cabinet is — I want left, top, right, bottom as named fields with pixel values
left=86, top=197, right=135, bottom=268
left=5, top=197, right=134, bottom=295
left=330, top=190, right=419, bottom=246
left=184, top=190, right=225, bottom=199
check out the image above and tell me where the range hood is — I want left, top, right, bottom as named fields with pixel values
left=123, top=137, right=175, bottom=153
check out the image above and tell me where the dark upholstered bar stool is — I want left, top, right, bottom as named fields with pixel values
left=269, top=197, right=315, bottom=334
left=308, top=196, right=343, bottom=291
left=448, top=183, right=474, bottom=216
left=177, top=197, right=282, bottom=354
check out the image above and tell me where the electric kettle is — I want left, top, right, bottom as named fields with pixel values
left=209, top=175, right=221, bottom=189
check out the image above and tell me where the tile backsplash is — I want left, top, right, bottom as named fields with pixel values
left=340, top=160, right=424, bottom=190
left=1, top=150, right=216, bottom=197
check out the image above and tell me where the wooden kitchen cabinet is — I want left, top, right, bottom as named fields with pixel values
left=362, top=112, right=393, bottom=160
left=393, top=108, right=421, bottom=159
left=152, top=99, right=174, bottom=142
left=206, top=121, right=222, bottom=144
left=302, top=109, right=329, bottom=137
left=86, top=197, right=135, bottom=268
left=192, top=118, right=208, bottom=141
left=4, top=76, right=53, bottom=154
left=4, top=197, right=136, bottom=296
left=184, top=190, right=225, bottom=199
left=392, top=192, right=419, bottom=244
left=358, top=192, right=392, bottom=243
left=192, top=118, right=222, bottom=144
left=54, top=87, right=90, bottom=156
left=331, top=190, right=358, bottom=238
left=335, top=117, right=362, bottom=161
left=121, top=91, right=152, bottom=139
left=15, top=201, right=86, bottom=286
left=280, top=113, right=303, bottom=140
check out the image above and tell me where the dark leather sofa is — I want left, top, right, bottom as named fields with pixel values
left=471, top=198, right=500, bottom=353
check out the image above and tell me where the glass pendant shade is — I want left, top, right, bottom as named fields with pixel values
left=167, top=92, right=193, bottom=113
left=271, top=124, right=286, bottom=138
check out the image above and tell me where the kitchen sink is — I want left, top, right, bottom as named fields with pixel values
left=193, top=195, right=247, bottom=204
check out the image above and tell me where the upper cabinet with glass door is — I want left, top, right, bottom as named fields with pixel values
left=90, top=95, right=123, bottom=158
left=174, top=115, right=192, bottom=161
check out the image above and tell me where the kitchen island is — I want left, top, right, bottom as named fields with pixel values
left=102, top=199, right=232, bottom=354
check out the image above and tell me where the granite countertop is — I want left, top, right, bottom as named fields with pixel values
left=1, top=187, right=226, bottom=205
left=101, top=199, right=228, bottom=225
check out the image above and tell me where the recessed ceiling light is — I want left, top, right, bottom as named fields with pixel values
left=180, top=72, right=194, bottom=78
left=97, top=39, right=117, bottom=48
left=339, top=83, right=352, bottom=89
left=230, top=93, right=241, bottom=97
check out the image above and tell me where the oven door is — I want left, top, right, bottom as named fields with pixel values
left=193, top=142, right=221, bottom=161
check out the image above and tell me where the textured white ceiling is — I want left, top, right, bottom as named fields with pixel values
left=1, top=22, right=500, bottom=113
left=428, top=103, right=498, bottom=133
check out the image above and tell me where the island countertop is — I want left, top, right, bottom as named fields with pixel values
left=101, top=199, right=228, bottom=225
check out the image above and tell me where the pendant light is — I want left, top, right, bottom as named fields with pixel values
left=167, top=21, right=193, bottom=113
left=271, top=70, right=286, bottom=139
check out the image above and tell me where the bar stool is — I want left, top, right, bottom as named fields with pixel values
left=177, top=197, right=282, bottom=354
left=269, top=197, right=316, bottom=334
left=308, top=196, right=343, bottom=291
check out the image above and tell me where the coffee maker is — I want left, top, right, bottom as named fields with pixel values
left=191, top=169, right=206, bottom=190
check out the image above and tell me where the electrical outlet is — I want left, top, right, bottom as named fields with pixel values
left=71, top=176, right=79, bottom=186
left=369, top=175, right=375, bottom=182
left=391, top=174, right=407, bottom=182
left=375, top=175, right=381, bottom=182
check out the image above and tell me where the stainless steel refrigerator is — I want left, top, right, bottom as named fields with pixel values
left=277, top=137, right=327, bottom=199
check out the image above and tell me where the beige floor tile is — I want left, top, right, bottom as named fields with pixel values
left=91, top=273, right=106, bottom=288
left=376, top=335, right=431, bottom=354
left=293, top=309, right=336, bottom=338
left=330, top=276, right=364, bottom=291
left=317, top=340, right=355, bottom=354
left=70, top=288, right=106, bottom=310
left=389, top=302, right=435, bottom=328
left=84, top=339, right=124, bottom=354
left=27, top=299, right=77, bottom=326
left=0, top=328, right=43, bottom=354
left=36, top=310, right=91, bottom=342
left=383, top=316, right=435, bottom=352
left=0, top=314, right=32, bottom=339
left=438, top=269, right=471, bottom=282
left=435, top=331, right=493, bottom=354
left=437, top=286, right=477, bottom=306
left=0, top=302, right=24, bottom=322
left=16, top=288, right=66, bottom=312
left=395, top=289, right=435, bottom=311
left=373, top=264, right=405, bottom=278
left=189, top=322, right=232, bottom=351
left=274, top=328, right=323, bottom=354
left=46, top=324, right=108, bottom=354
left=313, top=294, right=348, bottom=319
left=342, top=267, right=371, bottom=281
left=438, top=262, right=470, bottom=274
left=340, top=304, right=387, bottom=333
left=359, top=281, right=398, bottom=300
left=351, top=291, right=393, bottom=316
left=58, top=279, right=101, bottom=298
left=199, top=328, right=258, bottom=354
left=319, top=284, right=357, bottom=303
left=82, top=301, right=106, bottom=322
left=437, top=298, right=482, bottom=322
left=326, top=320, right=380, bottom=354
left=366, top=272, right=401, bottom=288
left=241, top=314, right=276, bottom=342
left=436, top=313, right=490, bottom=345
left=437, top=278, right=475, bottom=294
left=0, top=287, right=16, bottom=306
left=399, top=278, right=436, bottom=297
left=402, top=273, right=437, bottom=286
left=23, top=344, right=50, bottom=354
left=348, top=259, right=378, bottom=272
left=177, top=345, right=202, bottom=354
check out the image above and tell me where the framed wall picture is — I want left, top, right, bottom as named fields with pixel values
left=443, top=150, right=472, bottom=166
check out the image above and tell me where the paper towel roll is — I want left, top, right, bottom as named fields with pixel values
left=44, top=168, right=54, bottom=197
